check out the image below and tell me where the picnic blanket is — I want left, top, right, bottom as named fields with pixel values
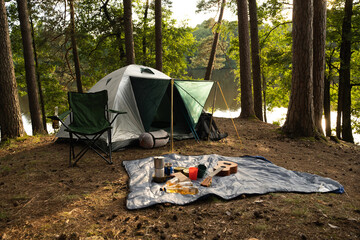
left=123, top=154, right=344, bottom=210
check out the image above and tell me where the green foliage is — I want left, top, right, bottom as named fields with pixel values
left=191, top=19, right=237, bottom=69
left=326, top=1, right=360, bottom=134
left=7, top=0, right=196, bottom=119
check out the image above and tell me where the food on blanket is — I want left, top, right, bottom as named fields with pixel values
left=161, top=181, right=199, bottom=195
left=174, top=167, right=185, bottom=173
left=170, top=172, right=190, bottom=183
left=182, top=168, right=189, bottom=177
left=166, top=177, right=180, bottom=186
left=213, top=161, right=238, bottom=176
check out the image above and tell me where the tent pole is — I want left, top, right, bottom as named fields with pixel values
left=217, top=82, right=241, bottom=143
left=208, top=81, right=218, bottom=141
left=171, top=79, right=174, bottom=153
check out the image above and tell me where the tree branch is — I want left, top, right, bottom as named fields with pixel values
left=260, top=21, right=292, bottom=48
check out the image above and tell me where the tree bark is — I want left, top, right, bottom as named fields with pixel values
left=282, top=0, right=316, bottom=137
left=236, top=0, right=255, bottom=118
left=248, top=0, right=263, bottom=121
left=204, top=0, right=226, bottom=80
left=142, top=0, right=149, bottom=66
left=155, top=0, right=163, bottom=71
left=338, top=0, right=353, bottom=142
left=29, top=7, right=47, bottom=132
left=313, top=0, right=326, bottom=134
left=0, top=0, right=25, bottom=139
left=16, top=0, right=44, bottom=135
left=69, top=0, right=83, bottom=93
left=324, top=72, right=331, bottom=137
left=123, top=0, right=135, bottom=65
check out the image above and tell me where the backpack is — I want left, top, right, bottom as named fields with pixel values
left=196, top=112, right=228, bottom=141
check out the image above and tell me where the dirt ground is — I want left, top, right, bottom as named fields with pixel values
left=0, top=118, right=359, bottom=240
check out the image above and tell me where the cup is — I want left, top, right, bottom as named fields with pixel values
left=197, top=164, right=207, bottom=178
left=189, top=167, right=198, bottom=180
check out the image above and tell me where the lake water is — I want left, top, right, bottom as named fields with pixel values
left=19, top=68, right=359, bottom=143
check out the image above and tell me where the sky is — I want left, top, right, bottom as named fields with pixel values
left=171, top=0, right=238, bottom=27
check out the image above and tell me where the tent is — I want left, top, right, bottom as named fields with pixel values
left=56, top=64, right=214, bottom=150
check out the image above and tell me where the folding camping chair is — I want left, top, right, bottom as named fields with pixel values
left=48, top=90, right=126, bottom=166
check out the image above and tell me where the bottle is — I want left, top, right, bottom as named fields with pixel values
left=52, top=106, right=59, bottom=129
left=161, top=186, right=199, bottom=195
left=165, top=177, right=179, bottom=186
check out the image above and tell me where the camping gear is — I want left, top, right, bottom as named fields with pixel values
left=197, top=164, right=207, bottom=178
left=200, top=161, right=237, bottom=187
left=189, top=167, right=198, bottom=180
left=154, top=156, right=165, bottom=178
left=56, top=65, right=214, bottom=150
left=48, top=90, right=126, bottom=166
left=196, top=112, right=228, bottom=141
left=164, top=162, right=174, bottom=175
left=123, top=154, right=344, bottom=210
left=139, top=130, right=169, bottom=149
left=213, top=160, right=238, bottom=176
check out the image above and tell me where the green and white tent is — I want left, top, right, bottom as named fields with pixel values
left=56, top=64, right=214, bottom=150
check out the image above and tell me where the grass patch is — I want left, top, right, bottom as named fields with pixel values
left=0, top=211, right=8, bottom=220
left=251, top=223, right=269, bottom=232
left=11, top=194, right=29, bottom=201
left=63, top=194, right=82, bottom=201
left=0, top=165, right=12, bottom=174
left=291, top=207, right=309, bottom=218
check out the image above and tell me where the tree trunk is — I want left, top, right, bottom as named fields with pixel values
left=155, top=0, right=163, bottom=71
left=204, top=0, right=226, bottom=80
left=336, top=74, right=343, bottom=138
left=16, top=0, right=44, bottom=135
left=313, top=0, right=326, bottom=134
left=0, top=0, right=25, bottom=139
left=236, top=0, right=255, bottom=118
left=248, top=0, right=263, bottom=121
left=282, top=0, right=316, bottom=137
left=142, top=0, right=149, bottom=66
left=339, top=0, right=353, bottom=143
left=123, top=0, right=135, bottom=65
left=29, top=8, right=47, bottom=132
left=324, top=72, right=331, bottom=137
left=262, top=72, right=267, bottom=122
left=101, top=0, right=126, bottom=63
left=69, top=0, right=83, bottom=93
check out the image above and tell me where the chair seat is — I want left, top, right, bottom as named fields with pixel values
left=65, top=122, right=111, bottom=135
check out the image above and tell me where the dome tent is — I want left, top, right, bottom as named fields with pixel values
left=56, top=64, right=214, bottom=151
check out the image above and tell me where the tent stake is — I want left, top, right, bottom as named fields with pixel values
left=217, top=82, right=241, bottom=143
left=171, top=79, right=174, bottom=153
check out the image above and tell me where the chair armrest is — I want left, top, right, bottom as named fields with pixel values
left=47, top=110, right=71, bottom=122
left=108, top=109, right=127, bottom=115
left=107, top=109, right=126, bottom=125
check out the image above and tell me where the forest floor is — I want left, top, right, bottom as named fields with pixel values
left=0, top=118, right=359, bottom=240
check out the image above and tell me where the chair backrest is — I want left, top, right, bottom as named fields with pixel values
left=68, top=90, right=109, bottom=128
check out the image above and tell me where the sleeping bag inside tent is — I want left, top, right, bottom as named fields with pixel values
left=56, top=64, right=214, bottom=151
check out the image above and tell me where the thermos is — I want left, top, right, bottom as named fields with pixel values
left=154, top=156, right=165, bottom=178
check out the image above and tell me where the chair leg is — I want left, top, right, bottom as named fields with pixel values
left=69, top=132, right=74, bottom=167
left=108, top=128, right=113, bottom=164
